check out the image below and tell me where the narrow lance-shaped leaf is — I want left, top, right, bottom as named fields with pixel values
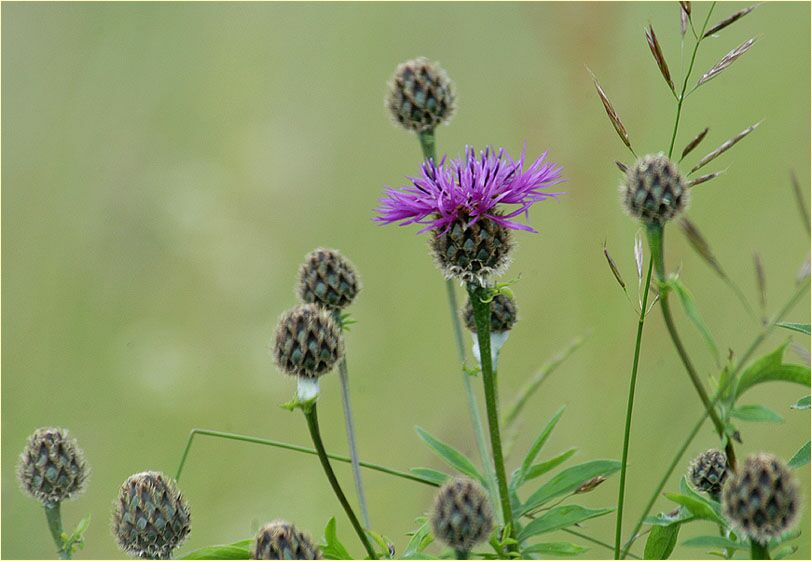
left=682, top=535, right=747, bottom=550
left=645, top=24, right=675, bottom=92
left=644, top=524, right=681, bottom=560
left=521, top=460, right=621, bottom=515
left=736, top=342, right=811, bottom=399
left=515, top=406, right=566, bottom=486
left=181, top=540, right=253, bottom=560
left=414, top=427, right=485, bottom=485
left=790, top=171, right=811, bottom=234
left=697, top=37, right=758, bottom=87
left=518, top=505, right=613, bottom=541
left=730, top=404, right=784, bottom=423
left=791, top=395, right=810, bottom=410
left=588, top=68, right=633, bottom=151
left=679, top=218, right=725, bottom=278
left=521, top=542, right=588, bottom=557
left=788, top=441, right=810, bottom=468
left=704, top=5, right=759, bottom=38
left=690, top=121, right=761, bottom=174
left=681, top=127, right=709, bottom=160
left=521, top=447, right=577, bottom=483
left=688, top=170, right=725, bottom=187
left=669, top=278, right=719, bottom=364
left=777, top=322, right=811, bottom=336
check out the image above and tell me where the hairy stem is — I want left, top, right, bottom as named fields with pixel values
left=667, top=2, right=716, bottom=158
left=750, top=540, right=770, bottom=560
left=44, top=502, right=69, bottom=560
left=614, top=258, right=654, bottom=559
left=621, top=278, right=809, bottom=558
left=304, top=404, right=377, bottom=559
left=467, top=284, right=518, bottom=554
left=337, top=355, right=371, bottom=527
left=175, top=428, right=437, bottom=486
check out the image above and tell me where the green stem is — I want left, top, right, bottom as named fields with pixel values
left=417, top=130, right=437, bottom=162
left=337, top=355, right=371, bottom=528
left=44, top=502, right=69, bottom=560
left=175, top=428, right=437, bottom=486
left=667, top=3, right=716, bottom=158
left=614, top=258, right=654, bottom=559
left=304, top=404, right=377, bottom=559
left=454, top=549, right=469, bottom=560
left=564, top=528, right=640, bottom=560
left=750, top=540, right=770, bottom=560
left=620, top=278, right=809, bottom=559
left=647, top=223, right=737, bottom=468
left=467, top=284, right=518, bottom=554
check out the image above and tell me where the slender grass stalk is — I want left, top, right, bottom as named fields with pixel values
left=647, top=223, right=737, bottom=467
left=620, top=277, right=809, bottom=559
left=303, top=403, right=377, bottom=559
left=751, top=540, right=771, bottom=560
left=564, top=528, right=641, bottom=560
left=337, top=355, right=370, bottom=528
left=467, top=284, right=518, bottom=554
left=417, top=128, right=500, bottom=520
left=174, top=428, right=436, bottom=486
left=44, top=503, right=69, bottom=560
left=614, top=258, right=654, bottom=559
left=667, top=3, right=716, bottom=158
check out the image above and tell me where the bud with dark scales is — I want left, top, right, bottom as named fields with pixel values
left=621, top=153, right=689, bottom=225
left=113, top=471, right=191, bottom=560
left=386, top=57, right=455, bottom=133
left=273, top=304, right=344, bottom=379
left=463, top=293, right=517, bottom=333
left=297, top=248, right=360, bottom=311
left=17, top=427, right=88, bottom=506
left=432, top=215, right=514, bottom=285
left=689, top=448, right=729, bottom=496
left=251, top=521, right=322, bottom=560
left=721, top=453, right=800, bottom=544
left=430, top=477, right=494, bottom=554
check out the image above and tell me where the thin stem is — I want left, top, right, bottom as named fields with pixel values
left=467, top=284, right=518, bottom=554
left=614, top=258, right=654, bottom=559
left=620, top=278, right=809, bottom=559
left=175, top=428, right=436, bottom=486
left=564, top=529, right=640, bottom=560
left=304, top=404, right=377, bottom=559
left=667, top=3, right=716, bottom=158
left=454, top=549, right=469, bottom=560
left=751, top=540, right=771, bottom=560
left=337, top=355, right=371, bottom=528
left=44, top=502, right=69, bottom=560
left=417, top=130, right=437, bottom=162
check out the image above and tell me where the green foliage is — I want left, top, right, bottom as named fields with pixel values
left=520, top=460, right=621, bottom=515
left=321, top=517, right=352, bottom=560
left=730, top=404, right=784, bottom=423
left=402, top=517, right=434, bottom=560
left=788, top=441, right=810, bottom=468
left=682, top=535, right=746, bottom=550
left=665, top=277, right=719, bottom=364
left=61, top=514, right=92, bottom=557
left=791, top=395, right=810, bottom=410
left=511, top=406, right=566, bottom=489
left=180, top=540, right=252, bottom=560
left=517, top=505, right=613, bottom=541
left=414, top=427, right=485, bottom=485
left=662, top=477, right=724, bottom=526
left=521, top=448, right=577, bottom=483
left=409, top=467, right=450, bottom=486
left=776, top=322, right=811, bottom=335
left=643, top=524, right=680, bottom=559
left=734, top=342, right=810, bottom=399
left=520, top=541, right=588, bottom=556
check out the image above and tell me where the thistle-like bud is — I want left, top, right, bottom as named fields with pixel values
left=112, top=471, right=191, bottom=560
left=17, top=427, right=88, bottom=505
left=430, top=477, right=494, bottom=554
left=688, top=448, right=728, bottom=496
left=622, top=153, right=689, bottom=225
left=297, top=248, right=360, bottom=311
left=430, top=216, right=513, bottom=286
left=251, top=521, right=322, bottom=560
left=273, top=304, right=344, bottom=379
left=386, top=57, right=455, bottom=133
left=721, top=453, right=800, bottom=544
left=462, top=293, right=517, bottom=334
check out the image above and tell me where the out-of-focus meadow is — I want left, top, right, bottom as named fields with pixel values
left=2, top=2, right=810, bottom=559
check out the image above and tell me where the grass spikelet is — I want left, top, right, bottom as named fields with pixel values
left=690, top=121, right=761, bottom=174
left=703, top=5, right=759, bottom=38
left=697, top=37, right=758, bottom=87
left=588, top=68, right=634, bottom=154
left=680, top=127, right=709, bottom=161
left=645, top=24, right=675, bottom=93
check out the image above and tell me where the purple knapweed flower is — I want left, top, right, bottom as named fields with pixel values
left=374, top=146, right=564, bottom=234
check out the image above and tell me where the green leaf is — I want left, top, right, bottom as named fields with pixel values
left=521, top=541, right=588, bottom=556
left=791, top=395, right=810, bottom=410
left=402, top=518, right=434, bottom=560
left=520, top=460, right=621, bottom=515
left=730, top=404, right=784, bottom=423
left=773, top=545, right=799, bottom=559
left=321, top=517, right=352, bottom=560
left=777, top=322, right=811, bottom=335
left=682, top=536, right=746, bottom=550
left=414, top=427, right=485, bottom=485
left=180, top=540, right=252, bottom=560
left=409, top=467, right=450, bottom=486
left=518, top=505, right=612, bottom=541
left=513, top=406, right=566, bottom=488
left=643, top=524, right=681, bottom=559
left=664, top=493, right=724, bottom=525
left=670, top=278, right=719, bottom=363
left=365, top=528, right=393, bottom=559
left=788, top=441, right=810, bottom=468
left=523, top=448, right=578, bottom=483
left=736, top=343, right=811, bottom=399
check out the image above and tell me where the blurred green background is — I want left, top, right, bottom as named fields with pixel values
left=3, top=2, right=810, bottom=559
